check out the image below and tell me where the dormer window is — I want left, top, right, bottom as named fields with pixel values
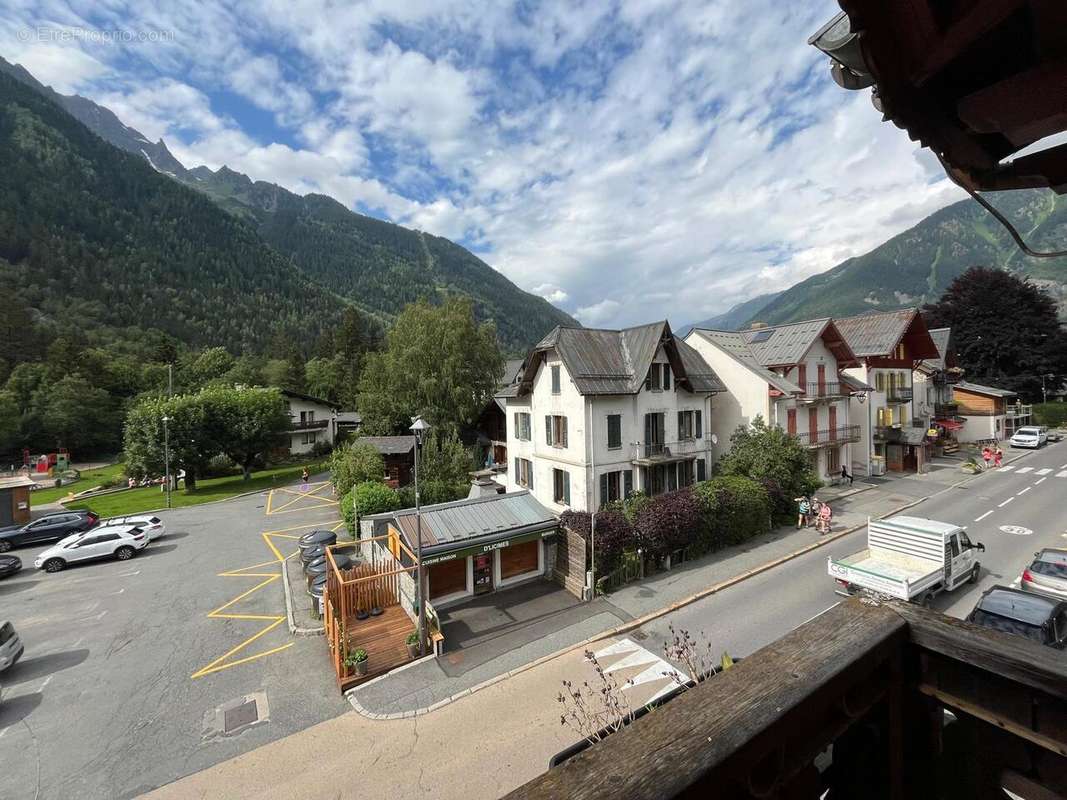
left=644, top=363, right=671, bottom=391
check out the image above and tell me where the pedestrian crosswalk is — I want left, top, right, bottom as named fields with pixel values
left=990, top=465, right=1067, bottom=477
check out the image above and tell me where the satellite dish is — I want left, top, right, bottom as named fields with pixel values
left=711, top=434, right=719, bottom=445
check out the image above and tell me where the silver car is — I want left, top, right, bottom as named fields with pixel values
left=1021, top=548, right=1067, bottom=600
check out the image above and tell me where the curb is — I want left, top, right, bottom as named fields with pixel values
left=282, top=554, right=325, bottom=637
left=344, top=442, right=1056, bottom=720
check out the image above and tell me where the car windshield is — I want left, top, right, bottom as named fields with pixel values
left=1032, top=553, right=1067, bottom=579
left=1016, top=428, right=1039, bottom=436
left=970, top=609, right=1045, bottom=642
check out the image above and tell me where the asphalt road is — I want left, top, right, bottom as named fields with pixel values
left=637, top=440, right=1067, bottom=668
left=0, top=483, right=348, bottom=800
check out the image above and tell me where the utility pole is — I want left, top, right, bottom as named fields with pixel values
left=162, top=415, right=171, bottom=509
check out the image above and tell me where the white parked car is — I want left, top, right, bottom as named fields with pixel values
left=1010, top=426, right=1047, bottom=449
left=0, top=620, right=23, bottom=672
left=34, top=525, right=148, bottom=573
left=98, top=514, right=166, bottom=542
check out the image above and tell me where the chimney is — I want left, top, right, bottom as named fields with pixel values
left=749, top=322, right=768, bottom=330
left=467, top=470, right=504, bottom=499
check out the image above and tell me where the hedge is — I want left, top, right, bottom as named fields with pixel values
left=692, top=476, right=771, bottom=549
left=1034, top=402, right=1067, bottom=428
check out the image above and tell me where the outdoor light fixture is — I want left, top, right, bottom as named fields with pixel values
left=808, top=11, right=873, bottom=91
left=409, top=415, right=431, bottom=657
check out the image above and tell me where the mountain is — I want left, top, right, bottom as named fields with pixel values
left=749, top=190, right=1067, bottom=325
left=0, top=57, right=577, bottom=352
left=0, top=68, right=346, bottom=351
left=677, top=291, right=783, bottom=335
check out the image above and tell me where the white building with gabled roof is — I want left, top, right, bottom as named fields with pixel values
left=500, top=321, right=725, bottom=512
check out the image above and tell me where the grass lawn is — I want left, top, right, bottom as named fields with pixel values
left=64, top=462, right=327, bottom=516
left=32, top=462, right=126, bottom=504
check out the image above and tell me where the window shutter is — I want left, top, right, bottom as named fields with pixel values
left=529, top=463, right=533, bottom=491
left=696, top=458, right=706, bottom=482
left=546, top=415, right=552, bottom=445
left=695, top=410, right=703, bottom=438
left=514, top=457, right=519, bottom=483
left=624, top=470, right=633, bottom=498
left=564, top=472, right=571, bottom=505
left=562, top=417, right=568, bottom=447
left=644, top=413, right=652, bottom=444
left=663, top=365, right=671, bottom=390
left=677, top=411, right=683, bottom=439
left=600, top=473, right=608, bottom=506
left=645, top=368, right=652, bottom=390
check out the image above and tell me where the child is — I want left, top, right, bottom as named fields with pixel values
left=818, top=502, right=833, bottom=534
left=982, top=447, right=992, bottom=471
left=994, top=447, right=1003, bottom=469
left=796, top=496, right=810, bottom=529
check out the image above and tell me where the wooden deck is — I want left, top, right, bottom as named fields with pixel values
left=339, top=604, right=415, bottom=691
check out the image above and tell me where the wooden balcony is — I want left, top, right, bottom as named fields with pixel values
left=631, top=439, right=705, bottom=464
left=289, top=418, right=329, bottom=431
left=794, top=425, right=861, bottom=448
left=506, top=598, right=1067, bottom=800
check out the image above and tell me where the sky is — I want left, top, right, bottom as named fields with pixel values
left=2, top=0, right=967, bottom=328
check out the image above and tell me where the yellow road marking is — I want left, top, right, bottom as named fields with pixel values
left=266, top=482, right=334, bottom=515
left=264, top=500, right=339, bottom=515
left=262, top=520, right=343, bottom=535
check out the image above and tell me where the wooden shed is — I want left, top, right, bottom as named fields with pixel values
left=0, top=475, right=35, bottom=526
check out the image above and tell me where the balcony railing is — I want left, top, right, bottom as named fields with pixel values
left=934, top=402, right=959, bottom=417
left=793, top=425, right=861, bottom=448
left=1006, top=403, right=1033, bottom=418
left=873, top=424, right=898, bottom=440
left=886, top=386, right=913, bottom=403
left=631, top=439, right=704, bottom=462
left=289, top=418, right=329, bottom=431
left=508, top=599, right=1067, bottom=800
left=800, top=382, right=847, bottom=399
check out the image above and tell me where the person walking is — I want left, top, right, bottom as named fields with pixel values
left=982, top=446, right=992, bottom=471
left=818, top=501, right=833, bottom=534
left=301, top=466, right=310, bottom=483
left=840, top=465, right=853, bottom=487
left=994, top=446, right=1003, bottom=469
left=796, top=495, right=810, bottom=529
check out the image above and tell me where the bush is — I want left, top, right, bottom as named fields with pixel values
left=1034, top=402, right=1067, bottom=428
left=632, top=488, right=703, bottom=557
left=693, top=476, right=771, bottom=549
left=350, top=481, right=401, bottom=518
left=329, top=441, right=385, bottom=497
left=561, top=509, right=637, bottom=577
left=621, top=491, right=651, bottom=523
left=341, top=491, right=356, bottom=538
left=310, top=439, right=334, bottom=458
left=202, top=454, right=238, bottom=478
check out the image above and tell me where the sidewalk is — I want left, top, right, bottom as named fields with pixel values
left=348, top=478, right=930, bottom=717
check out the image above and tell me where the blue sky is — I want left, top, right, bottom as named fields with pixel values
left=3, top=0, right=964, bottom=327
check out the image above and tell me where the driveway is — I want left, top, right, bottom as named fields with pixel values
left=0, top=479, right=348, bottom=800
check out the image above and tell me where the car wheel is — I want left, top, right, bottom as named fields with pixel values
left=0, top=540, right=11, bottom=553
left=43, top=558, right=66, bottom=573
left=969, top=564, right=980, bottom=584
left=115, top=546, right=136, bottom=561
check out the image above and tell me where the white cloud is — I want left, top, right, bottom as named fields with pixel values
left=3, top=0, right=979, bottom=330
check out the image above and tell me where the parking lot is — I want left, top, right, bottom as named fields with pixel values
left=0, top=480, right=348, bottom=800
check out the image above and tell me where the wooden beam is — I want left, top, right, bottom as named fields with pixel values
left=891, top=602, right=1067, bottom=698
left=503, top=599, right=907, bottom=800
left=1001, top=768, right=1067, bottom=800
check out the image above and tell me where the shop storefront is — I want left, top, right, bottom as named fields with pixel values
left=366, top=491, right=559, bottom=609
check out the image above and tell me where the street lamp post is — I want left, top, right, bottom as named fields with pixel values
left=162, top=415, right=172, bottom=510
left=409, top=415, right=431, bottom=657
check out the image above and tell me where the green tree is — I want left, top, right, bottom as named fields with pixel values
left=358, top=298, right=503, bottom=434
left=0, top=390, right=19, bottom=454
left=924, top=267, right=1067, bottom=400
left=715, top=416, right=820, bottom=521
left=329, top=440, right=385, bottom=497
left=124, top=393, right=215, bottom=490
left=40, top=374, right=114, bottom=452
left=204, top=387, right=290, bottom=480
left=305, top=355, right=346, bottom=403
left=350, top=480, right=400, bottom=518
left=183, top=347, right=236, bottom=389
left=416, top=429, right=475, bottom=502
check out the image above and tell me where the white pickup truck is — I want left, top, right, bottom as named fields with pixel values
left=828, top=516, right=985, bottom=606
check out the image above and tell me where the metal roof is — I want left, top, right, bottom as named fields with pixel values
left=835, top=309, right=926, bottom=357
left=954, top=381, right=1017, bottom=399
left=840, top=373, right=874, bottom=393
left=355, top=436, right=416, bottom=455
left=0, top=475, right=37, bottom=490
left=917, top=327, right=952, bottom=373
left=390, top=491, right=557, bottom=550
left=517, top=321, right=724, bottom=397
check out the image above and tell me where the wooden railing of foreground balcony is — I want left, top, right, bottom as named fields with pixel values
left=505, top=598, right=1067, bottom=800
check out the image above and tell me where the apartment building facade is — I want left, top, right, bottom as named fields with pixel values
left=836, top=310, right=941, bottom=475
left=500, top=322, right=724, bottom=513
left=685, top=318, right=864, bottom=482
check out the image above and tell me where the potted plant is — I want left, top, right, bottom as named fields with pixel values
left=406, top=631, right=420, bottom=659
left=345, top=648, right=368, bottom=676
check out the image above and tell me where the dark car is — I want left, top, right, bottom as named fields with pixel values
left=0, top=510, right=99, bottom=552
left=0, top=554, right=21, bottom=579
left=966, top=585, right=1067, bottom=648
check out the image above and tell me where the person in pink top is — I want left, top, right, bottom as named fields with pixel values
left=982, top=447, right=992, bottom=470
left=994, top=446, right=1003, bottom=468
